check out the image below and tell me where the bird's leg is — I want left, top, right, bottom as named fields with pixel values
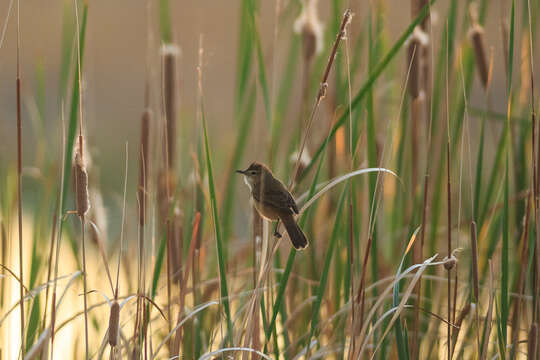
left=273, top=220, right=282, bottom=238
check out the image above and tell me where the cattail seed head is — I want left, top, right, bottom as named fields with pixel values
left=469, top=24, right=489, bottom=90
left=108, top=300, right=120, bottom=347
left=75, top=149, right=90, bottom=217
left=406, top=26, right=429, bottom=99
left=468, top=2, right=490, bottom=91
left=161, top=44, right=180, bottom=171
left=294, top=0, right=324, bottom=63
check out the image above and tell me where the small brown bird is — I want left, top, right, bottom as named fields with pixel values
left=237, top=162, right=308, bottom=250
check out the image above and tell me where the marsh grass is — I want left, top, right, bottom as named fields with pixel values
left=1, top=0, right=540, bottom=359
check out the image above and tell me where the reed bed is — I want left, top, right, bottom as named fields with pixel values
left=1, top=0, right=540, bottom=359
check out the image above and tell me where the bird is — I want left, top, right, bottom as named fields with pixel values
left=237, top=162, right=308, bottom=250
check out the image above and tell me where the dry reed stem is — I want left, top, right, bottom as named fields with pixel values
left=480, top=261, right=495, bottom=360
left=289, top=8, right=352, bottom=188
left=528, top=323, right=537, bottom=359
left=15, top=0, right=24, bottom=353
left=510, top=192, right=532, bottom=357
left=134, top=106, right=151, bottom=356
left=41, top=197, right=60, bottom=335
left=450, top=302, right=471, bottom=355
left=470, top=221, right=481, bottom=352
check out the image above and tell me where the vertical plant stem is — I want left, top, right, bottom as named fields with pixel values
left=15, top=0, right=24, bottom=354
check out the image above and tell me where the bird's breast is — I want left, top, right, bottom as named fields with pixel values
left=253, top=198, right=280, bottom=221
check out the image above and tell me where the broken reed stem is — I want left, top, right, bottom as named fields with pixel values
left=15, top=0, right=24, bottom=354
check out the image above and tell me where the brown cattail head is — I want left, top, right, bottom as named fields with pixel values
left=294, top=0, right=324, bottom=63
left=468, top=3, right=490, bottom=90
left=161, top=44, right=180, bottom=171
left=75, top=148, right=90, bottom=217
left=407, top=26, right=429, bottom=99
left=108, top=300, right=120, bottom=347
left=138, top=108, right=152, bottom=226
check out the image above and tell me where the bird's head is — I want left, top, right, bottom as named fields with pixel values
left=236, top=162, right=266, bottom=188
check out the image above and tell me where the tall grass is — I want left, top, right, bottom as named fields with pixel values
left=1, top=0, right=539, bottom=359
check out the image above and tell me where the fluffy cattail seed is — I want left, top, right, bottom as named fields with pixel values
left=75, top=149, right=90, bottom=217
left=294, top=0, right=324, bottom=63
left=108, top=300, right=120, bottom=347
left=406, top=26, right=429, bottom=99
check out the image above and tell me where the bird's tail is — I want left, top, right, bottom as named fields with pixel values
left=281, top=214, right=308, bottom=250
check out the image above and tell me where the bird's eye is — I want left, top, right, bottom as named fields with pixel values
left=250, top=170, right=256, bottom=175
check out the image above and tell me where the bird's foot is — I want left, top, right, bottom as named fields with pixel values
left=273, top=230, right=282, bottom=238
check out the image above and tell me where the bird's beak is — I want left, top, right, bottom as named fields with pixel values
left=236, top=169, right=246, bottom=175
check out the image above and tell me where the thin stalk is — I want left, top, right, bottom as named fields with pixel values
left=15, top=0, right=24, bottom=355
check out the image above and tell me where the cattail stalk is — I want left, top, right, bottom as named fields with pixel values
left=15, top=0, right=25, bottom=354
left=450, top=302, right=471, bottom=355
left=510, top=192, right=531, bottom=358
left=134, top=106, right=151, bottom=356
left=73, top=0, right=90, bottom=355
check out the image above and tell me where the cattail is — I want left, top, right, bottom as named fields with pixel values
left=108, top=300, right=120, bottom=347
left=138, top=108, right=151, bottom=226
left=407, top=26, right=429, bottom=99
left=75, top=148, right=90, bottom=217
left=161, top=44, right=180, bottom=171
left=469, top=4, right=490, bottom=90
left=294, top=0, right=324, bottom=63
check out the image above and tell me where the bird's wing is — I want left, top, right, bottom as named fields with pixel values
left=253, top=180, right=296, bottom=214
